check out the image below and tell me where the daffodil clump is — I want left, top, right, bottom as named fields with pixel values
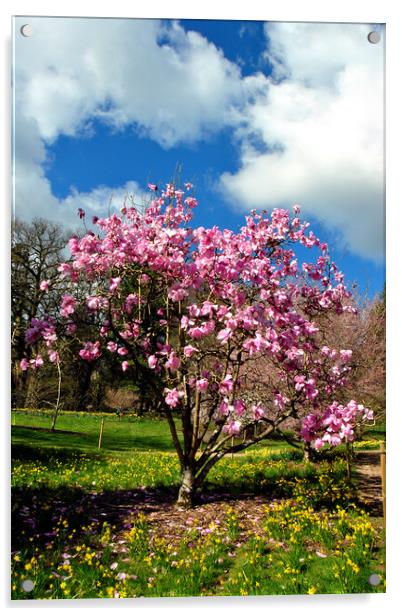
left=11, top=497, right=384, bottom=599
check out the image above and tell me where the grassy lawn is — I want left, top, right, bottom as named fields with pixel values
left=11, top=410, right=385, bottom=599
left=11, top=410, right=177, bottom=453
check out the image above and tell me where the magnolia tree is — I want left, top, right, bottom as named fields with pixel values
left=20, top=183, right=373, bottom=506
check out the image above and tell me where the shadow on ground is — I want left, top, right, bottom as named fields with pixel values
left=11, top=482, right=280, bottom=553
left=353, top=452, right=384, bottom=517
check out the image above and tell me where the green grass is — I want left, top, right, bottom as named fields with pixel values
left=11, top=497, right=385, bottom=599
left=11, top=411, right=178, bottom=453
left=11, top=410, right=386, bottom=599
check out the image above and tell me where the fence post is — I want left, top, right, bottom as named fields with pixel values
left=346, top=442, right=352, bottom=482
left=98, top=418, right=105, bottom=450
left=380, top=441, right=386, bottom=530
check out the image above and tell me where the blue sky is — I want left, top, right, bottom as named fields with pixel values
left=13, top=17, right=385, bottom=298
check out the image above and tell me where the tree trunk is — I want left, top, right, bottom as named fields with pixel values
left=303, top=442, right=314, bottom=462
left=176, top=466, right=196, bottom=508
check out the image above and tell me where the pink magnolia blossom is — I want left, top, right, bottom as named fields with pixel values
left=40, top=280, right=50, bottom=292
left=340, top=349, right=353, bottom=363
left=60, top=295, right=77, bottom=318
left=183, top=345, right=198, bottom=358
left=109, top=277, right=121, bottom=292
left=87, top=296, right=107, bottom=311
left=49, top=350, right=60, bottom=363
left=223, top=420, right=242, bottom=436
left=219, top=374, right=234, bottom=394
left=164, top=388, right=183, bottom=408
left=252, top=404, right=265, bottom=420
left=121, top=361, right=129, bottom=372
left=196, top=378, right=209, bottom=392
left=166, top=352, right=181, bottom=371
left=148, top=355, right=158, bottom=369
left=79, top=341, right=101, bottom=362
left=233, top=399, right=246, bottom=416
left=20, top=358, right=29, bottom=371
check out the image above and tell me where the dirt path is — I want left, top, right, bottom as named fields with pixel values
left=353, top=451, right=384, bottom=517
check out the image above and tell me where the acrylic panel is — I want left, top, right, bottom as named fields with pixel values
left=11, top=16, right=385, bottom=600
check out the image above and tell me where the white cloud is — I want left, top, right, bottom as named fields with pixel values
left=14, top=17, right=247, bottom=147
left=13, top=18, right=384, bottom=261
left=13, top=16, right=253, bottom=225
left=219, top=22, right=384, bottom=261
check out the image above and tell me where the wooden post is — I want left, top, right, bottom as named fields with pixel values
left=380, top=441, right=386, bottom=530
left=231, top=436, right=234, bottom=459
left=98, top=418, right=105, bottom=450
left=346, top=442, right=352, bottom=482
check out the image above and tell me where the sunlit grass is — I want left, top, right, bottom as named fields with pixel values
left=11, top=410, right=385, bottom=599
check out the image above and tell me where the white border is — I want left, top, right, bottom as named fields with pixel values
left=1, top=1, right=401, bottom=614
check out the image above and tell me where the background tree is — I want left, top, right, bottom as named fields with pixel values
left=11, top=218, right=70, bottom=408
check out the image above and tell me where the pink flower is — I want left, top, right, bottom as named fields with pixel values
left=107, top=341, right=118, bottom=352
left=168, top=286, right=188, bottom=302
left=196, top=378, right=209, bottom=392
left=87, top=296, right=107, bottom=311
left=117, top=346, right=128, bottom=356
left=109, top=277, right=121, bottom=292
left=60, top=295, right=77, bottom=318
left=274, top=393, right=289, bottom=410
left=166, top=352, right=181, bottom=371
left=79, top=341, right=101, bottom=362
left=218, top=400, right=229, bottom=416
left=243, top=333, right=269, bottom=355
left=294, top=375, right=306, bottom=392
left=148, top=355, right=158, bottom=369
left=20, top=358, right=29, bottom=371
left=164, top=388, right=183, bottom=408
left=339, top=349, right=353, bottom=363
left=219, top=374, right=234, bottom=394
left=77, top=208, right=85, bottom=219
left=223, top=419, right=241, bottom=436
left=183, top=345, right=198, bottom=358
left=314, top=438, right=324, bottom=450
left=233, top=399, right=246, bottom=416
left=217, top=328, right=232, bottom=344
left=122, top=361, right=129, bottom=372
left=30, top=355, right=44, bottom=369
left=253, top=405, right=265, bottom=420
left=49, top=350, right=60, bottom=363
left=39, top=280, right=50, bottom=292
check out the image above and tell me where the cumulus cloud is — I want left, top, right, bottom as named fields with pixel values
left=219, top=22, right=384, bottom=261
left=14, top=17, right=248, bottom=147
left=13, top=18, right=384, bottom=261
left=13, top=16, right=255, bottom=224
